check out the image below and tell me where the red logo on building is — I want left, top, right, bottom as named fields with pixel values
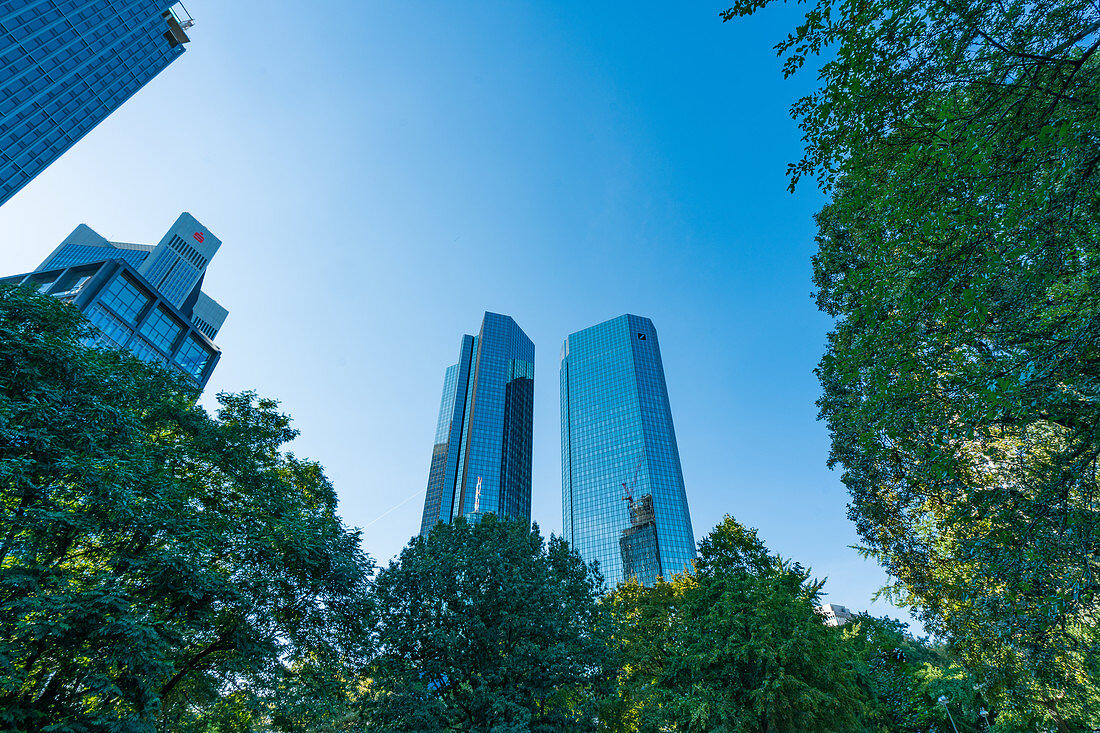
left=193, top=232, right=205, bottom=243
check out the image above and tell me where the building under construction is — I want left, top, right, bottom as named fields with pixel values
left=620, top=494, right=663, bottom=584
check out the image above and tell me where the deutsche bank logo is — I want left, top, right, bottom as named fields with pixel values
left=193, top=231, right=205, bottom=243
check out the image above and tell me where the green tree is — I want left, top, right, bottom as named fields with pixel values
left=843, top=615, right=987, bottom=733
left=600, top=572, right=676, bottom=732
left=604, top=517, right=869, bottom=732
left=366, top=515, right=607, bottom=733
left=721, top=0, right=1100, bottom=726
left=0, top=285, right=374, bottom=731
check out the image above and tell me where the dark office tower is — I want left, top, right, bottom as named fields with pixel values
left=561, top=315, right=696, bottom=588
left=419, top=313, right=535, bottom=535
left=0, top=1, right=194, bottom=206
left=0, top=212, right=227, bottom=388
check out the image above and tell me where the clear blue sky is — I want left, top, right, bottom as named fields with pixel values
left=0, top=1, right=912, bottom=625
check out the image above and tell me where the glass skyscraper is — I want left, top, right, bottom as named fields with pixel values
left=0, top=212, right=227, bottom=389
left=560, top=314, right=696, bottom=587
left=1, top=0, right=193, bottom=206
left=420, top=313, right=535, bottom=535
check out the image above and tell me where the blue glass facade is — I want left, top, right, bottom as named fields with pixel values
left=561, top=314, right=696, bottom=587
left=0, top=213, right=226, bottom=389
left=0, top=0, right=190, bottom=206
left=420, top=313, right=535, bottom=534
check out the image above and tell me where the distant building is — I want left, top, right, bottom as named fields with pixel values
left=1, top=213, right=227, bottom=389
left=560, top=314, right=696, bottom=588
left=818, top=603, right=853, bottom=627
left=1, top=1, right=194, bottom=206
left=419, top=313, right=535, bottom=534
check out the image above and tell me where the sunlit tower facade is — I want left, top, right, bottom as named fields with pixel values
left=419, top=313, right=535, bottom=534
left=0, top=0, right=194, bottom=206
left=560, top=314, right=696, bottom=587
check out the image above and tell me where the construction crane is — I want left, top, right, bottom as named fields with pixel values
left=619, top=454, right=660, bottom=582
left=621, top=456, right=644, bottom=504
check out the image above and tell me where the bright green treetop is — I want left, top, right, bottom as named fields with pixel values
left=605, top=516, right=870, bottom=733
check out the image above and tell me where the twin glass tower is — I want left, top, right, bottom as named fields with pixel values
left=560, top=315, right=696, bottom=587
left=420, top=313, right=696, bottom=587
left=420, top=313, right=536, bottom=533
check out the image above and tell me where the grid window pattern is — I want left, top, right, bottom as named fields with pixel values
left=98, top=272, right=149, bottom=322
left=454, top=314, right=534, bottom=522
left=83, top=329, right=121, bottom=349
left=500, top=358, right=534, bottom=521
left=138, top=305, right=181, bottom=353
left=8, top=240, right=223, bottom=390
left=621, top=495, right=663, bottom=583
left=420, top=357, right=467, bottom=534
left=60, top=274, right=91, bottom=296
left=128, top=335, right=167, bottom=364
left=0, top=0, right=185, bottom=206
left=141, top=236, right=203, bottom=308
left=39, top=243, right=149, bottom=270
left=173, top=334, right=211, bottom=380
left=167, top=233, right=206, bottom=268
left=560, top=315, right=696, bottom=588
left=419, top=314, right=535, bottom=534
left=451, top=335, right=478, bottom=519
left=85, top=303, right=131, bottom=347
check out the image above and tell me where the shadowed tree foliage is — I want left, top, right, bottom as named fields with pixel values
left=721, top=0, right=1100, bottom=726
left=366, top=515, right=608, bottom=733
left=603, top=516, right=869, bottom=732
left=0, top=285, right=374, bottom=732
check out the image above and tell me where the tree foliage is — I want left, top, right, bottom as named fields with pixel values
left=604, top=516, right=869, bottom=732
left=721, top=0, right=1100, bottom=726
left=366, top=515, right=607, bottom=733
left=843, top=614, right=991, bottom=733
left=10, top=279, right=1085, bottom=731
left=0, top=285, right=373, bottom=731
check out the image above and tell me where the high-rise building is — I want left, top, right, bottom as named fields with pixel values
left=419, top=312, right=535, bottom=535
left=0, top=212, right=227, bottom=388
left=818, top=604, right=854, bottom=627
left=1, top=1, right=194, bottom=206
left=560, top=314, right=696, bottom=587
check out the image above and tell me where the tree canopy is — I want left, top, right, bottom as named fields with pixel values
left=721, top=0, right=1100, bottom=726
left=366, top=515, right=607, bottom=733
left=604, top=517, right=870, bottom=733
left=0, top=287, right=990, bottom=732
left=0, top=284, right=374, bottom=732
